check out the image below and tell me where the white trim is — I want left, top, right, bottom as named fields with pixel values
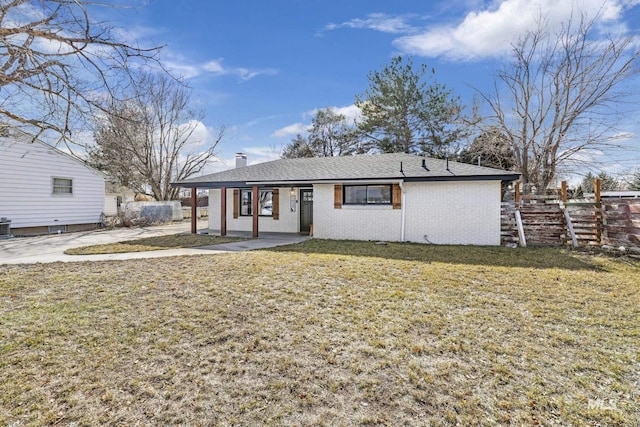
left=51, top=176, right=74, bottom=196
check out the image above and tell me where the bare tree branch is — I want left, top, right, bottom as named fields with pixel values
left=0, top=0, right=164, bottom=146
left=477, top=11, right=640, bottom=192
left=90, top=73, right=223, bottom=201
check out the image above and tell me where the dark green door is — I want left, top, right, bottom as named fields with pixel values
left=300, top=189, right=313, bottom=234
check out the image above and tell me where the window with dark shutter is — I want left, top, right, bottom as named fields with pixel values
left=334, top=184, right=342, bottom=209
left=392, top=184, right=402, bottom=209
left=233, top=189, right=239, bottom=218
left=273, top=189, right=279, bottom=220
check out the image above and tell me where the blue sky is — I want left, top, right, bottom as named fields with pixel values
left=106, top=0, right=640, bottom=180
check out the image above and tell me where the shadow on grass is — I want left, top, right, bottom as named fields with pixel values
left=269, top=239, right=601, bottom=271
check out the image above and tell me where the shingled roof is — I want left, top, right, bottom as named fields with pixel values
left=173, top=153, right=520, bottom=188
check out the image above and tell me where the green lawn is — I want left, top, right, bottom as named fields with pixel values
left=1, top=241, right=638, bottom=426
left=64, top=233, right=245, bottom=255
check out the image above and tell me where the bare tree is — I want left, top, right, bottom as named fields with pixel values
left=282, top=134, right=313, bottom=159
left=0, top=0, right=162, bottom=144
left=307, top=108, right=361, bottom=157
left=478, top=12, right=640, bottom=193
left=458, top=127, right=515, bottom=170
left=90, top=73, right=224, bottom=201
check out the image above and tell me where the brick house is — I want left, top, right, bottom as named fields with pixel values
left=174, top=153, right=520, bottom=245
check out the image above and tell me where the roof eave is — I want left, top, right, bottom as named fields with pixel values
left=404, top=174, right=521, bottom=183
left=172, top=173, right=521, bottom=188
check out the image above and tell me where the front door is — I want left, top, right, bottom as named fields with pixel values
left=300, top=189, right=313, bottom=234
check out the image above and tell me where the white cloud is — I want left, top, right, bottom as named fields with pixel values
left=394, top=0, right=631, bottom=61
left=163, top=53, right=278, bottom=81
left=273, top=105, right=362, bottom=138
left=198, top=147, right=280, bottom=175
left=309, top=105, right=362, bottom=124
left=196, top=155, right=231, bottom=175
left=163, top=61, right=202, bottom=79
left=243, top=115, right=285, bottom=128
left=608, top=131, right=636, bottom=141
left=272, top=123, right=309, bottom=138
left=182, top=120, right=224, bottom=150
left=321, top=13, right=420, bottom=35
left=199, top=58, right=277, bottom=81
left=236, top=67, right=279, bottom=81
left=329, top=104, right=362, bottom=123
left=242, top=146, right=282, bottom=162
left=203, top=59, right=225, bottom=74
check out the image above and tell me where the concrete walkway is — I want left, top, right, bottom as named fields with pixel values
left=0, top=222, right=310, bottom=265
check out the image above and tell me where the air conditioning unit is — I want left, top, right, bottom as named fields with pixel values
left=0, top=218, right=11, bottom=238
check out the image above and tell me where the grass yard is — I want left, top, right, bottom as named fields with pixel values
left=1, top=241, right=639, bottom=426
left=64, top=233, right=245, bottom=255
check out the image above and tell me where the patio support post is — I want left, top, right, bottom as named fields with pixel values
left=220, top=187, right=227, bottom=236
left=191, top=187, right=197, bottom=234
left=252, top=185, right=259, bottom=238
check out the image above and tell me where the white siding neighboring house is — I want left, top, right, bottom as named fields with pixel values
left=0, top=130, right=105, bottom=236
left=174, top=153, right=520, bottom=246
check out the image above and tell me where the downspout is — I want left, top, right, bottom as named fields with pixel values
left=399, top=180, right=406, bottom=242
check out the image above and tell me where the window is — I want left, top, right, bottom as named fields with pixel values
left=343, top=185, right=391, bottom=205
left=52, top=177, right=73, bottom=195
left=240, top=189, right=273, bottom=216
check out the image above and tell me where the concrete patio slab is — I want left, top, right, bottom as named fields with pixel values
left=0, top=222, right=309, bottom=265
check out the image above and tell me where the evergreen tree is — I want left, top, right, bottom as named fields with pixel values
left=281, top=108, right=361, bottom=158
left=628, top=168, right=640, bottom=191
left=356, top=56, right=467, bottom=158
left=580, top=171, right=620, bottom=193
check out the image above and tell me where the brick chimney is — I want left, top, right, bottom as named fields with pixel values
left=235, top=153, right=247, bottom=168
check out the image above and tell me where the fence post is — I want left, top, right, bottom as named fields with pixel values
left=561, top=181, right=567, bottom=203
left=594, top=178, right=602, bottom=244
left=515, top=210, right=526, bottom=247
left=515, top=182, right=521, bottom=206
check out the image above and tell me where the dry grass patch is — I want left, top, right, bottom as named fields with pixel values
left=64, top=233, right=245, bottom=255
left=1, top=242, right=639, bottom=426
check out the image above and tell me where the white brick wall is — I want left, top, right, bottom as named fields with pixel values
left=313, top=184, right=402, bottom=241
left=403, top=181, right=501, bottom=245
left=209, top=181, right=502, bottom=245
left=208, top=187, right=299, bottom=233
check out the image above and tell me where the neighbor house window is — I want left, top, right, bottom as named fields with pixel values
left=343, top=185, right=391, bottom=205
left=240, top=189, right=273, bottom=216
left=52, top=177, right=73, bottom=195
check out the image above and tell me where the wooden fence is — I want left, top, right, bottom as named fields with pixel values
left=565, top=203, right=600, bottom=245
left=602, top=199, right=640, bottom=248
left=501, top=180, right=640, bottom=249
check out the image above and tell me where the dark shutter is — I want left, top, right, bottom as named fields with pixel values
left=272, top=189, right=279, bottom=220
left=392, top=184, right=402, bottom=209
left=334, top=184, right=342, bottom=209
left=233, top=189, right=239, bottom=218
